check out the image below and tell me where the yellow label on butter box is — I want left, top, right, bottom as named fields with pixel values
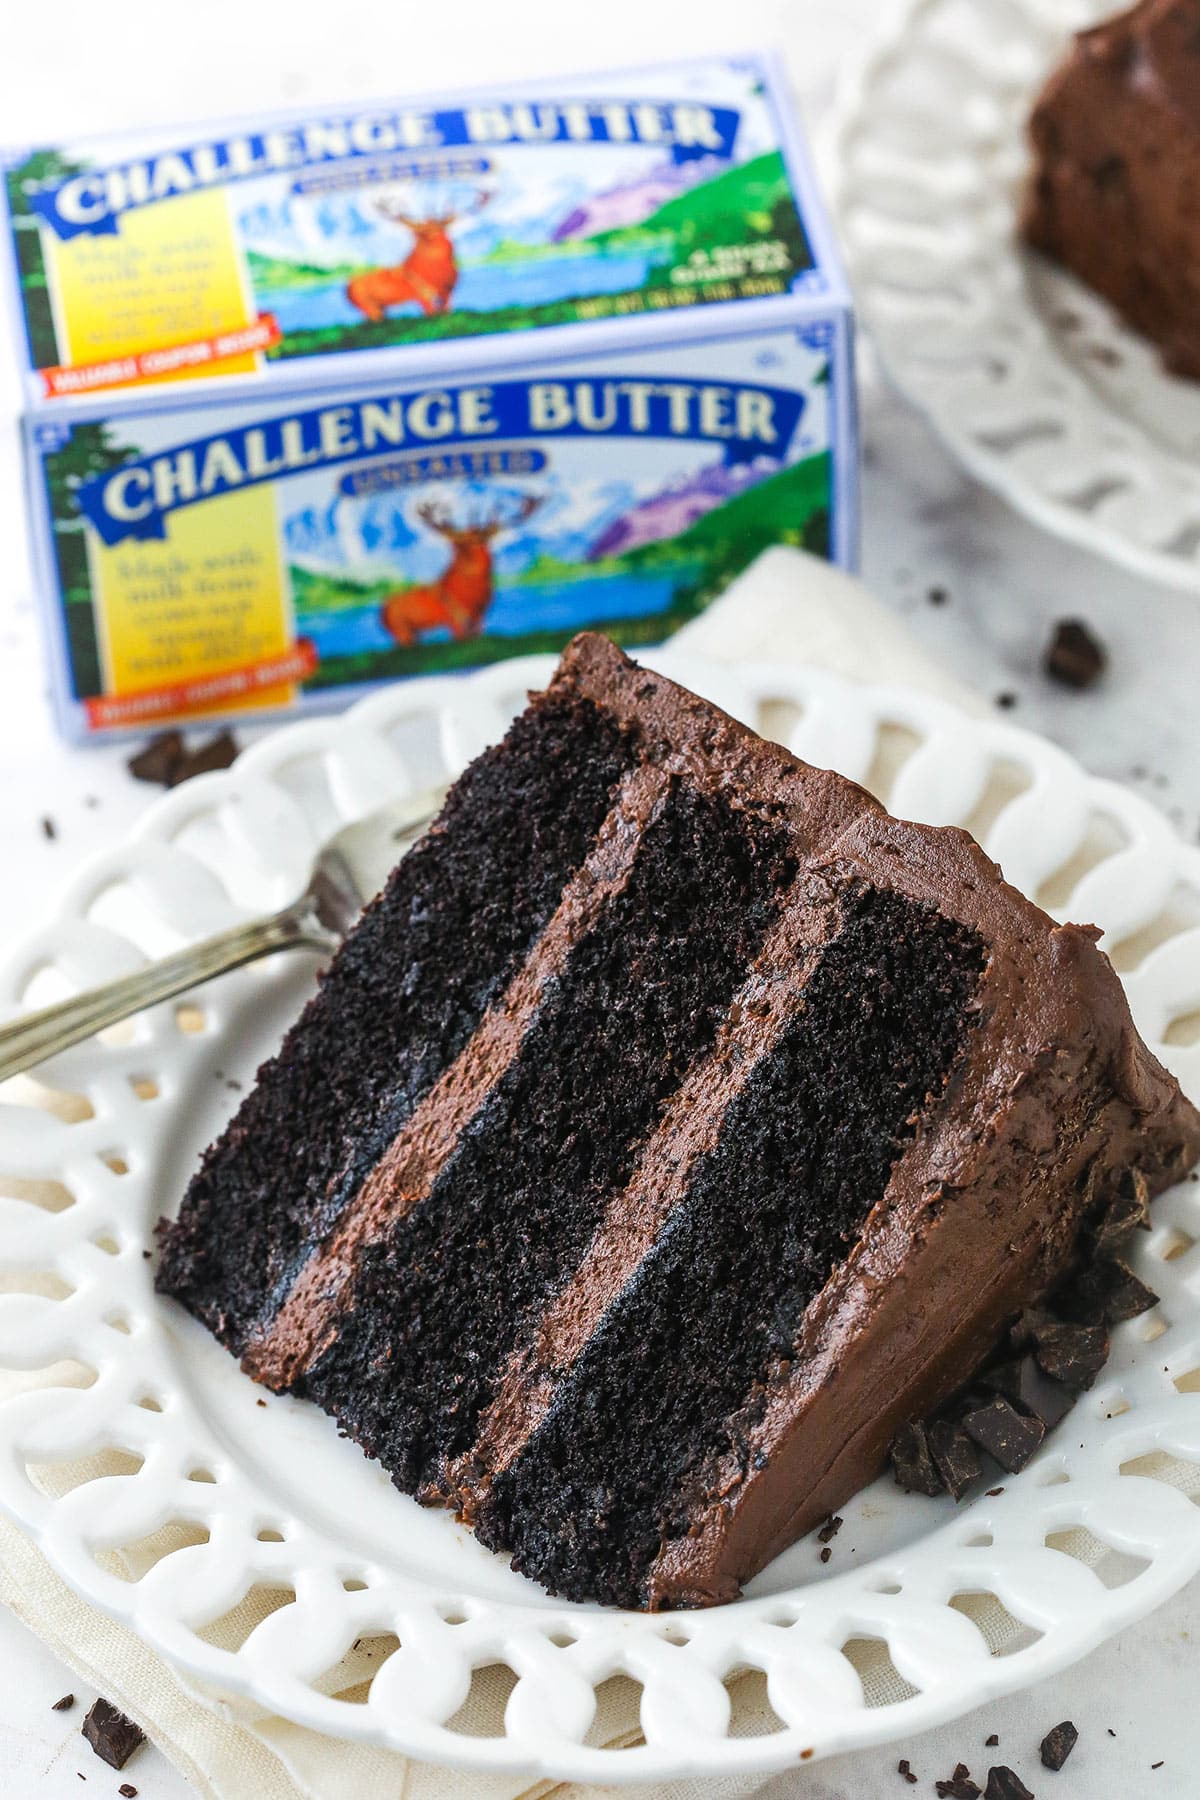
left=43, top=188, right=260, bottom=391
left=89, top=484, right=297, bottom=722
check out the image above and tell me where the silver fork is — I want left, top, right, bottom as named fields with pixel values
left=0, top=784, right=449, bottom=1083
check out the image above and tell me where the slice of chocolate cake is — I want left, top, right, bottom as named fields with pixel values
left=157, top=635, right=1200, bottom=1609
left=1023, top=0, right=1200, bottom=378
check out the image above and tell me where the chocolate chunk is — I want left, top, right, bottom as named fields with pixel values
left=962, top=1397, right=1045, bottom=1472
left=1009, top=1307, right=1055, bottom=1353
left=984, top=1770, right=1034, bottom=1800
left=128, top=731, right=184, bottom=786
left=817, top=1514, right=843, bottom=1544
left=51, top=1693, right=75, bottom=1711
left=936, top=1765, right=981, bottom=1799
left=890, top=1419, right=943, bottom=1496
left=930, top=1419, right=982, bottom=1500
left=1044, top=618, right=1106, bottom=689
left=898, top=1759, right=918, bottom=1784
left=1040, top=1720, right=1078, bottom=1770
left=1093, top=1172, right=1151, bottom=1252
left=127, top=729, right=240, bottom=789
left=173, top=729, right=239, bottom=784
left=1073, top=1259, right=1158, bottom=1325
left=80, top=1699, right=145, bottom=1770
left=983, top=1354, right=1073, bottom=1429
left=1030, top=1320, right=1109, bottom=1390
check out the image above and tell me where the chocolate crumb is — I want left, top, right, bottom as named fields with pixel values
left=898, top=1757, right=918, bottom=1783
left=1028, top=1319, right=1110, bottom=1391
left=986, top=1734, right=999, bottom=1747
left=1071, top=1258, right=1158, bottom=1325
left=817, top=1514, right=843, bottom=1544
left=1093, top=1173, right=1151, bottom=1252
left=982, top=1354, right=1073, bottom=1429
left=984, top=1770, right=1034, bottom=1800
left=41, top=815, right=57, bottom=841
left=1108, top=1728, right=1116, bottom=1737
left=1009, top=1307, right=1055, bottom=1352
left=890, top=1419, right=943, bottom=1495
left=936, top=1764, right=981, bottom=1799
left=128, top=729, right=240, bottom=789
left=52, top=1694, right=75, bottom=1711
left=256, top=1397, right=267, bottom=1407
left=819, top=1545, right=831, bottom=1563
left=994, top=692, right=1018, bottom=710
left=173, top=730, right=240, bottom=784
left=927, top=586, right=949, bottom=606
left=930, top=1418, right=982, bottom=1499
left=1040, top=1720, right=1078, bottom=1770
left=962, top=1396, right=1045, bottom=1472
left=127, top=732, right=184, bottom=786
left=1152, top=1761, right=1164, bottom=1769
left=986, top=1486, right=1005, bottom=1497
left=1044, top=618, right=1106, bottom=690
left=81, top=1699, right=145, bottom=1770
left=84, top=795, right=99, bottom=809
left=119, top=1787, right=138, bottom=1798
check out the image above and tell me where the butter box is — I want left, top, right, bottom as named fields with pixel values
left=6, top=55, right=857, bottom=738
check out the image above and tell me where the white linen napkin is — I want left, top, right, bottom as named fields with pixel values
left=0, top=547, right=988, bottom=1800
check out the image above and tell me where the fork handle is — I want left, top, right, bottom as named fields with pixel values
left=0, top=895, right=336, bottom=1084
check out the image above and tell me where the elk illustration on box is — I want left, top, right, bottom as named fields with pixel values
left=380, top=492, right=542, bottom=645
left=346, top=195, right=489, bottom=325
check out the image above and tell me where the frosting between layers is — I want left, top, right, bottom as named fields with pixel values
left=498, top=634, right=1200, bottom=1606
left=192, top=628, right=1200, bottom=1610
left=453, top=876, right=848, bottom=1507
left=242, top=761, right=671, bottom=1391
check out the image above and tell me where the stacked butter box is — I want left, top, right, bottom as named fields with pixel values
left=1, top=55, right=856, bottom=739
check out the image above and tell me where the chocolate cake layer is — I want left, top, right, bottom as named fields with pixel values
left=156, top=689, right=633, bottom=1353
left=474, top=885, right=987, bottom=1607
left=1023, top=0, right=1200, bottom=378
left=290, top=775, right=793, bottom=1495
left=158, top=632, right=1200, bottom=1610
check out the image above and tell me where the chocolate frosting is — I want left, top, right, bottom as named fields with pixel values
left=464, top=634, right=1200, bottom=1606
left=1023, top=0, right=1200, bottom=378
left=237, top=631, right=1200, bottom=1609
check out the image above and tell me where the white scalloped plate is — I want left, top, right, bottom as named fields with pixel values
left=827, top=0, right=1200, bottom=593
left=3, top=652, right=1200, bottom=1784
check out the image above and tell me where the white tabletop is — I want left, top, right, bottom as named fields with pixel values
left=3, top=3, right=1200, bottom=1796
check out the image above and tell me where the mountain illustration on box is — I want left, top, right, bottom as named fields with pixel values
left=287, top=450, right=830, bottom=689
left=245, top=151, right=810, bottom=356
left=587, top=459, right=777, bottom=558
left=284, top=459, right=785, bottom=576
left=285, top=476, right=643, bottom=574
left=550, top=156, right=720, bottom=241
